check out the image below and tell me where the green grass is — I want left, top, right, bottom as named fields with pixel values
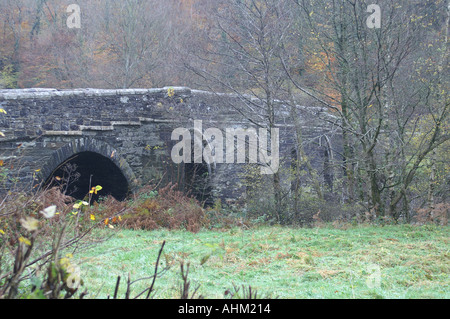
left=73, top=224, right=450, bottom=299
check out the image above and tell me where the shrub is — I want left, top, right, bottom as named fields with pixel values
left=120, top=183, right=209, bottom=233
left=0, top=187, right=96, bottom=299
left=415, top=203, right=449, bottom=226
left=204, top=199, right=251, bottom=230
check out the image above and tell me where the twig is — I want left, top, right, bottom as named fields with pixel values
left=113, top=276, right=121, bottom=299
left=132, top=240, right=166, bottom=299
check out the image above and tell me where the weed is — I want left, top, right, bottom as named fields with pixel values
left=121, top=183, right=208, bottom=233
left=415, top=203, right=449, bottom=226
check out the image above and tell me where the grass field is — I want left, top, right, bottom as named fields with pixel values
left=73, top=224, right=449, bottom=299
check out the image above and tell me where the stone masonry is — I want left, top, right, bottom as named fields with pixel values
left=0, top=87, right=340, bottom=203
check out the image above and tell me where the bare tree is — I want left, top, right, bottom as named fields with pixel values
left=291, top=0, right=449, bottom=218
left=185, top=0, right=310, bottom=222
left=96, top=0, right=169, bottom=89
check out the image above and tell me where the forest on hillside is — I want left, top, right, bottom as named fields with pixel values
left=0, top=0, right=448, bottom=224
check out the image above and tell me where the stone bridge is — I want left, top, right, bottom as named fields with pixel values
left=0, top=87, right=340, bottom=204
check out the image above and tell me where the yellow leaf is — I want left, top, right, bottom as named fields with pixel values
left=0, top=109, right=7, bottom=114
left=0, top=132, right=5, bottom=137
left=59, top=257, right=70, bottom=268
left=20, top=217, right=39, bottom=232
left=0, top=229, right=5, bottom=235
left=19, top=237, right=32, bottom=246
left=90, top=214, right=96, bottom=221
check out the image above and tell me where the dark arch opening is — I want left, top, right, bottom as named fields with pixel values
left=44, top=151, right=129, bottom=201
left=184, top=162, right=213, bottom=206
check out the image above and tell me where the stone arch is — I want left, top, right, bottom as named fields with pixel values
left=183, top=127, right=215, bottom=205
left=39, top=138, right=137, bottom=201
left=192, top=126, right=216, bottom=174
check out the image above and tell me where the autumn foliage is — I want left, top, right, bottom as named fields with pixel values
left=118, top=184, right=209, bottom=233
left=0, top=0, right=448, bottom=223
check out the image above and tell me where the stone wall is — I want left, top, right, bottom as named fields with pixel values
left=0, top=87, right=341, bottom=203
